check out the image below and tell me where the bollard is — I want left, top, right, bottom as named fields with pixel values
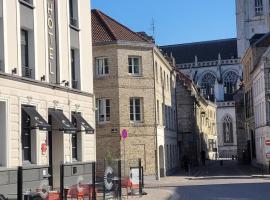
left=60, top=163, right=64, bottom=200
left=118, top=160, right=122, bottom=199
left=17, top=166, right=23, bottom=200
left=139, top=159, right=143, bottom=197
left=92, top=163, right=96, bottom=200
left=269, top=161, right=270, bottom=175
left=220, top=160, right=223, bottom=166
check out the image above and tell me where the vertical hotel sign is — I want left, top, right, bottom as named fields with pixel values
left=47, top=0, right=57, bottom=83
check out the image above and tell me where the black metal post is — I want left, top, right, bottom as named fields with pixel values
left=92, top=162, right=96, bottom=200
left=118, top=160, right=122, bottom=199
left=269, top=161, right=270, bottom=175
left=138, top=159, right=142, bottom=196
left=60, top=163, right=64, bottom=200
left=17, top=166, right=23, bottom=200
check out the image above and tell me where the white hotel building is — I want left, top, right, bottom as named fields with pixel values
left=0, top=0, right=95, bottom=195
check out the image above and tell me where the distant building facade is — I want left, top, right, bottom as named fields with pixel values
left=176, top=71, right=217, bottom=165
left=162, top=39, right=242, bottom=157
left=236, top=0, right=270, bottom=58
left=241, top=33, right=270, bottom=167
left=92, top=10, right=177, bottom=179
left=234, top=87, right=247, bottom=163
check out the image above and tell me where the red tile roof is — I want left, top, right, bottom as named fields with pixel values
left=91, top=9, right=151, bottom=44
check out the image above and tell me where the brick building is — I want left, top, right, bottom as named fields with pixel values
left=92, top=9, right=177, bottom=179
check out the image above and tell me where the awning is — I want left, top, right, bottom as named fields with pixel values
left=72, top=113, right=95, bottom=134
left=22, top=106, right=51, bottom=131
left=49, top=110, right=77, bottom=133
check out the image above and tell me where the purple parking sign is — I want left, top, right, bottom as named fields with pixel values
left=122, top=129, right=128, bottom=140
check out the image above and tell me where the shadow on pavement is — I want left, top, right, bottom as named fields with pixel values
left=166, top=182, right=270, bottom=200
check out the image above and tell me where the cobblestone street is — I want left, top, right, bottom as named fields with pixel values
left=140, top=161, right=270, bottom=200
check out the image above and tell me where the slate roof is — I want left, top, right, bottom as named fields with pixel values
left=91, top=9, right=150, bottom=44
left=160, top=38, right=238, bottom=64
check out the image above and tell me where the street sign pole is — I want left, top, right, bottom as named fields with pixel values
left=122, top=129, right=128, bottom=176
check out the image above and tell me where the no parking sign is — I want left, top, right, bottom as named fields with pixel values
left=265, top=138, right=270, bottom=159
left=121, top=129, right=128, bottom=140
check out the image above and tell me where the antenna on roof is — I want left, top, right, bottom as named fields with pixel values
left=151, top=17, right=156, bottom=40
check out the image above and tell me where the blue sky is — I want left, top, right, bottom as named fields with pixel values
left=91, top=0, right=236, bottom=46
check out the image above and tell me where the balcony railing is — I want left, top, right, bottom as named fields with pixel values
left=22, top=66, right=32, bottom=78
left=70, top=17, right=78, bottom=28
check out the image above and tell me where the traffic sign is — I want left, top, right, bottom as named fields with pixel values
left=122, top=129, right=128, bottom=140
left=266, top=152, right=270, bottom=158
left=265, top=140, right=270, bottom=146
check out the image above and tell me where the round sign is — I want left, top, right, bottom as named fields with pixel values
left=122, top=129, right=128, bottom=139
left=265, top=140, right=270, bottom=146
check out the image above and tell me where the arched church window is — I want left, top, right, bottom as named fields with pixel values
left=255, top=0, right=263, bottom=15
left=223, top=115, right=233, bottom=143
left=200, top=73, right=216, bottom=102
left=224, top=71, right=238, bottom=101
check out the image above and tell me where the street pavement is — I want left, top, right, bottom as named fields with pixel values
left=139, top=160, right=270, bottom=200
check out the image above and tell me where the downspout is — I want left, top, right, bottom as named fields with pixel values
left=152, top=47, right=159, bottom=180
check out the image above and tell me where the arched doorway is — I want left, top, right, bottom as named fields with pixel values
left=159, top=145, right=165, bottom=177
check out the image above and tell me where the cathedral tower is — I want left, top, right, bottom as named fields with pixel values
left=236, top=0, right=270, bottom=58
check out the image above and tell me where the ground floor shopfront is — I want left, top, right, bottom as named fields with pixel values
left=0, top=75, right=96, bottom=198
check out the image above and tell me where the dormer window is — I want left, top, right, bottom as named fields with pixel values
left=255, top=0, right=263, bottom=15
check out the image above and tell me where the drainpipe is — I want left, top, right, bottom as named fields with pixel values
left=152, top=47, right=159, bottom=180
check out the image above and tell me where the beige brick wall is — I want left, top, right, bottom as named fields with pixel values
left=94, top=43, right=177, bottom=177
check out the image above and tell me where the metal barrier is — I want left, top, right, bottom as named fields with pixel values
left=95, top=158, right=144, bottom=200
left=17, top=165, right=50, bottom=200
left=60, top=162, right=96, bottom=200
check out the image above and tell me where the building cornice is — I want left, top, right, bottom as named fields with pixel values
left=0, top=72, right=93, bottom=97
left=177, top=58, right=240, bottom=69
left=93, top=40, right=154, bottom=48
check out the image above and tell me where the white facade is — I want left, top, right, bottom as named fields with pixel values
left=252, top=49, right=270, bottom=166
left=154, top=48, right=178, bottom=177
left=236, top=0, right=270, bottom=58
left=0, top=0, right=95, bottom=189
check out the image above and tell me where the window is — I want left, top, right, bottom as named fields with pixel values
left=223, top=115, right=233, bottom=143
left=70, top=48, right=80, bottom=89
left=21, top=29, right=31, bottom=78
left=71, top=114, right=78, bottom=161
left=128, top=57, right=141, bottom=75
left=97, top=99, right=110, bottom=123
left=96, top=57, right=109, bottom=76
left=21, top=106, right=32, bottom=163
left=130, top=98, right=142, bottom=122
left=0, top=101, right=7, bottom=166
left=160, top=67, right=162, bottom=83
left=71, top=49, right=76, bottom=89
left=157, top=100, right=160, bottom=124
left=155, top=62, right=158, bottom=82
left=71, top=133, right=78, bottom=161
left=255, top=0, right=263, bottom=15
left=200, top=73, right=216, bottom=102
left=224, top=71, right=238, bottom=101
left=208, top=139, right=216, bottom=151
left=167, top=75, right=169, bottom=89
left=69, top=0, right=78, bottom=27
